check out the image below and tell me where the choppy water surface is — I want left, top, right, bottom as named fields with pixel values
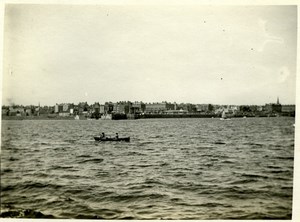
left=1, top=117, right=295, bottom=219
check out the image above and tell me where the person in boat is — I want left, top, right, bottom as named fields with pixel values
left=115, top=133, right=119, bottom=139
left=100, top=132, right=106, bottom=139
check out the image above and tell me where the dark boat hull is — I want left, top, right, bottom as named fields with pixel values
left=94, top=136, right=130, bottom=142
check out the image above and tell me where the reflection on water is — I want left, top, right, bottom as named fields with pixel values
left=1, top=117, right=295, bottom=219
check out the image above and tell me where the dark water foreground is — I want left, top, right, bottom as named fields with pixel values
left=0, top=118, right=295, bottom=219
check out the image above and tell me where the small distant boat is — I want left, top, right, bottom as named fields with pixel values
left=94, top=136, right=130, bottom=142
left=220, top=110, right=231, bottom=120
left=74, top=115, right=80, bottom=120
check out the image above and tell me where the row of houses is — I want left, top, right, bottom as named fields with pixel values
left=2, top=99, right=296, bottom=117
left=1, top=105, right=54, bottom=117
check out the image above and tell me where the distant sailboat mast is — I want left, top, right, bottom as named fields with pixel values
left=222, top=110, right=226, bottom=119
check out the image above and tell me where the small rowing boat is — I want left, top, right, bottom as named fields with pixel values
left=94, top=136, right=130, bottom=142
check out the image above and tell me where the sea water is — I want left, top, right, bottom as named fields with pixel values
left=0, top=117, right=295, bottom=219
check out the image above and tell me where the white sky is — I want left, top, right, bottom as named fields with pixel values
left=2, top=4, right=297, bottom=106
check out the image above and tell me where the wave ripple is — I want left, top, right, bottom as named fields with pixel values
left=1, top=118, right=295, bottom=219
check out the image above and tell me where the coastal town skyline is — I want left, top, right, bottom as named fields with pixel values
left=1, top=97, right=295, bottom=107
left=2, top=97, right=295, bottom=120
left=2, top=5, right=297, bottom=107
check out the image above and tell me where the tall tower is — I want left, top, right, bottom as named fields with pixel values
left=277, top=97, right=280, bottom=105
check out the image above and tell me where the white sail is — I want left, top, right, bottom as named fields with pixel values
left=220, top=110, right=231, bottom=120
left=222, top=110, right=226, bottom=118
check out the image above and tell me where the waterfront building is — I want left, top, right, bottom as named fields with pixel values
left=186, top=103, right=197, bottom=113
left=239, top=105, right=251, bottom=112
left=54, top=104, right=59, bottom=113
left=265, top=103, right=282, bottom=113
left=73, top=105, right=78, bottom=113
left=78, top=106, right=84, bottom=114
left=49, top=106, right=55, bottom=114
left=214, top=105, right=236, bottom=116
left=281, top=105, right=295, bottom=113
left=131, top=102, right=146, bottom=114
left=62, top=104, right=69, bottom=112
left=196, top=104, right=209, bottom=113
left=8, top=107, right=16, bottom=116
left=177, top=103, right=188, bottom=112
left=167, top=102, right=176, bottom=111
left=224, top=106, right=238, bottom=115
left=35, top=107, right=40, bottom=116
left=2, top=107, right=9, bottom=116
left=113, top=102, right=126, bottom=114
left=39, top=106, right=48, bottom=115
left=78, top=102, right=90, bottom=114
left=100, top=104, right=105, bottom=114
left=105, top=102, right=114, bottom=114
left=270, top=103, right=282, bottom=112
left=214, top=105, right=229, bottom=115
left=89, top=102, right=101, bottom=118
left=264, top=97, right=282, bottom=113
left=257, top=106, right=263, bottom=112
left=281, top=104, right=295, bottom=117
left=145, top=102, right=168, bottom=114
left=222, top=107, right=234, bottom=116
left=55, top=103, right=74, bottom=116
left=7, top=107, right=26, bottom=116
left=24, top=108, right=30, bottom=116
left=93, top=102, right=100, bottom=114
left=58, top=104, right=64, bottom=113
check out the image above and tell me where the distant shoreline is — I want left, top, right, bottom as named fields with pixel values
left=1, top=114, right=294, bottom=121
left=1, top=115, right=76, bottom=121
